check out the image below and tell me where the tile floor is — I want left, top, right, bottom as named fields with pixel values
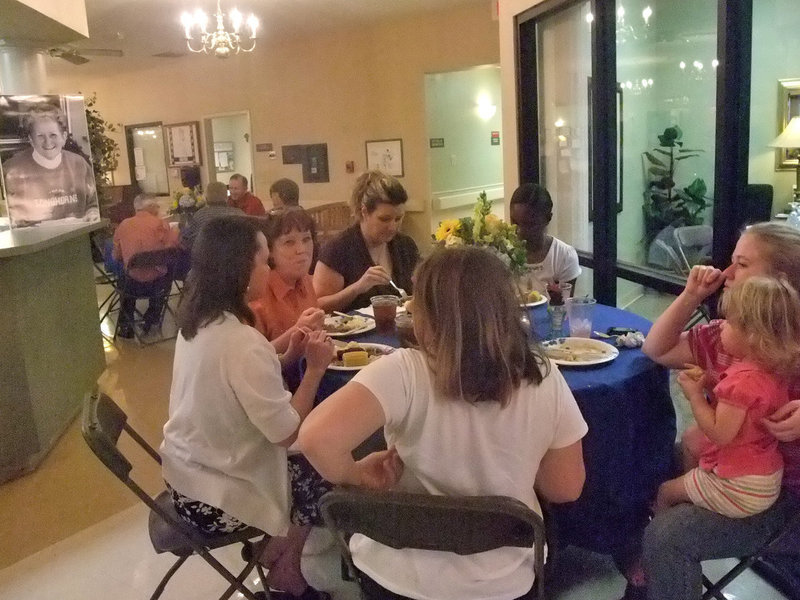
left=0, top=283, right=788, bottom=599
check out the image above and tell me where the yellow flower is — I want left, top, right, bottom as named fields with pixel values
left=484, top=214, right=502, bottom=235
left=435, top=219, right=461, bottom=241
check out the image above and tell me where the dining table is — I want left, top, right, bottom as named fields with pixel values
left=317, top=302, right=676, bottom=556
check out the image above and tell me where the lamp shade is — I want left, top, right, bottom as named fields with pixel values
left=769, top=116, right=800, bottom=148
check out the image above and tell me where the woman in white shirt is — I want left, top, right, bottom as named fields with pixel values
left=160, top=217, right=334, bottom=600
left=510, top=183, right=581, bottom=295
left=298, top=246, right=588, bottom=600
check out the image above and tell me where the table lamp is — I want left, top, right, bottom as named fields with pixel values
left=769, top=116, right=800, bottom=200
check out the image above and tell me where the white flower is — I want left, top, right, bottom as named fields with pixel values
left=444, top=233, right=464, bottom=247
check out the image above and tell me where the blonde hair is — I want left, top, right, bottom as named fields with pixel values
left=349, top=170, right=407, bottom=220
left=744, top=223, right=800, bottom=291
left=413, top=247, right=547, bottom=405
left=719, top=276, right=800, bottom=377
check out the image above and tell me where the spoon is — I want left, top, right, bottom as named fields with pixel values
left=389, top=279, right=408, bottom=299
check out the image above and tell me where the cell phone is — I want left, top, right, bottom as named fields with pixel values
left=607, top=326, right=639, bottom=336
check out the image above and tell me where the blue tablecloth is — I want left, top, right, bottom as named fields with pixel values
left=319, top=304, right=676, bottom=554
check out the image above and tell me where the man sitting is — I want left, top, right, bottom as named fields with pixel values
left=228, top=173, right=266, bottom=216
left=113, top=193, right=179, bottom=338
left=269, top=177, right=300, bottom=210
left=179, top=181, right=243, bottom=251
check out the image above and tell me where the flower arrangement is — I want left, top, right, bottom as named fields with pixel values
left=170, top=186, right=205, bottom=215
left=433, top=191, right=527, bottom=275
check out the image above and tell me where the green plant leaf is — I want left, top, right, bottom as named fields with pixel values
left=678, top=148, right=704, bottom=153
left=675, top=154, right=700, bottom=161
left=654, top=148, right=672, bottom=156
left=648, top=166, right=669, bottom=176
left=643, top=151, right=666, bottom=166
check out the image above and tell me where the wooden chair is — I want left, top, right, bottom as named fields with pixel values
left=320, top=488, right=546, bottom=599
left=81, top=390, right=269, bottom=600
left=306, top=202, right=352, bottom=245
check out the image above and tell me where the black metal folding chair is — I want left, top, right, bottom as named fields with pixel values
left=81, top=390, right=270, bottom=600
left=702, top=508, right=800, bottom=600
left=320, top=487, right=546, bottom=599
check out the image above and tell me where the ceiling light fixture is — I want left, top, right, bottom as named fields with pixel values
left=180, top=0, right=258, bottom=58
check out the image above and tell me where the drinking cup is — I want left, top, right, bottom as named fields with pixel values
left=395, top=313, right=418, bottom=348
left=566, top=296, right=597, bottom=337
left=370, top=295, right=399, bottom=334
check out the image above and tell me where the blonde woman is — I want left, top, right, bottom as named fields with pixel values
left=313, top=170, right=419, bottom=312
left=299, top=247, right=587, bottom=600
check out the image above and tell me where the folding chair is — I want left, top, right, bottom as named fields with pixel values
left=673, top=225, right=713, bottom=274
left=114, top=247, right=179, bottom=345
left=702, top=507, right=800, bottom=600
left=81, top=390, right=270, bottom=600
left=90, top=233, right=123, bottom=327
left=320, top=488, right=546, bottom=599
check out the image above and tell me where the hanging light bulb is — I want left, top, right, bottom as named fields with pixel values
left=642, top=6, right=653, bottom=25
left=181, top=0, right=258, bottom=58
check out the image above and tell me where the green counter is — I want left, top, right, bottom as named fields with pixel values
left=0, top=222, right=106, bottom=483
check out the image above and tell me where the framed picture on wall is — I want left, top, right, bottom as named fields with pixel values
left=165, top=121, right=201, bottom=166
left=365, top=138, right=403, bottom=177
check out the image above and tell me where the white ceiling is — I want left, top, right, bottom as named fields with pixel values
left=67, top=0, right=486, bottom=58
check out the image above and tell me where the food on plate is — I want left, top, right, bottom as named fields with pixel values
left=343, top=350, right=369, bottom=367
left=324, top=314, right=369, bottom=334
left=331, top=342, right=394, bottom=368
left=683, top=364, right=705, bottom=381
left=544, top=339, right=614, bottom=362
left=527, top=290, right=544, bottom=303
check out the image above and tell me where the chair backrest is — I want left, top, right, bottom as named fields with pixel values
left=127, top=246, right=180, bottom=271
left=673, top=225, right=713, bottom=272
left=652, top=238, right=687, bottom=275
left=743, top=184, right=774, bottom=225
left=320, top=488, right=546, bottom=598
left=306, top=202, right=352, bottom=243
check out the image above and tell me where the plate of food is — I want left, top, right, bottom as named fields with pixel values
left=520, top=290, right=547, bottom=308
left=329, top=342, right=395, bottom=371
left=542, top=337, right=619, bottom=366
left=324, top=314, right=376, bottom=337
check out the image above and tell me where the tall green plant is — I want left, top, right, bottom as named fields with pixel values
left=84, top=94, right=120, bottom=204
left=642, top=126, right=710, bottom=245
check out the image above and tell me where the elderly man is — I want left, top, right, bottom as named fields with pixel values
left=179, top=181, right=243, bottom=251
left=113, top=193, right=179, bottom=338
left=228, top=173, right=266, bottom=216
left=269, top=177, right=300, bottom=210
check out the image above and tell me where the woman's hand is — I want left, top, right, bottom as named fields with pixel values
left=281, top=327, right=309, bottom=366
left=354, top=447, right=404, bottom=490
left=764, top=400, right=800, bottom=442
left=296, top=307, right=325, bottom=331
left=684, top=265, right=725, bottom=302
left=303, top=329, right=334, bottom=373
left=356, top=265, right=391, bottom=293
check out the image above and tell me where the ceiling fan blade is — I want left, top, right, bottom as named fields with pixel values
left=78, top=48, right=123, bottom=57
left=57, top=52, right=90, bottom=65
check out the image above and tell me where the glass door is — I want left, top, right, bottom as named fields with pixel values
left=533, top=1, right=593, bottom=257
left=125, top=122, right=169, bottom=195
left=615, top=0, right=717, bottom=285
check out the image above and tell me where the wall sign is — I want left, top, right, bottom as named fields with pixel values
left=430, top=138, right=445, bottom=148
left=255, top=143, right=273, bottom=152
left=491, top=131, right=501, bottom=146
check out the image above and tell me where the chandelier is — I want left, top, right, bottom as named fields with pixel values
left=180, top=1, right=258, bottom=58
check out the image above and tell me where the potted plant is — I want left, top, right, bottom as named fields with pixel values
left=84, top=93, right=120, bottom=207
left=642, top=125, right=710, bottom=246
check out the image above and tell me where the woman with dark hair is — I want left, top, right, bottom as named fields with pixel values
left=160, top=217, right=334, bottom=600
left=509, top=183, right=580, bottom=294
left=299, top=247, right=587, bottom=600
left=313, top=170, right=419, bottom=312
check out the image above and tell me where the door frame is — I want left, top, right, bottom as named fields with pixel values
left=124, top=121, right=168, bottom=196
left=202, top=110, right=255, bottom=194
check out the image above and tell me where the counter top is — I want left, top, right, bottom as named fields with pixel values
left=0, top=221, right=106, bottom=258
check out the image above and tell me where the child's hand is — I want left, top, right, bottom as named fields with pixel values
left=677, top=368, right=706, bottom=399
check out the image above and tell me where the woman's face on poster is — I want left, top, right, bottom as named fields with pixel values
left=28, top=117, right=67, bottom=160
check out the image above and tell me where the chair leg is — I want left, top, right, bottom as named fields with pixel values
left=701, top=555, right=758, bottom=600
left=149, top=555, right=189, bottom=600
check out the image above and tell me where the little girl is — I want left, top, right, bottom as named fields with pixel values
left=655, top=276, right=800, bottom=518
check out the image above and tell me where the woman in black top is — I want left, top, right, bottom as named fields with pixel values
left=313, top=170, right=419, bottom=312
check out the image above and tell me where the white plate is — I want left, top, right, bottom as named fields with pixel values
left=542, top=337, right=619, bottom=366
left=520, top=296, right=547, bottom=308
left=324, top=314, right=376, bottom=337
left=775, top=213, right=789, bottom=219
left=329, top=343, right=395, bottom=371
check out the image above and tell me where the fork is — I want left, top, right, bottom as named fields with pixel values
left=389, top=279, right=408, bottom=298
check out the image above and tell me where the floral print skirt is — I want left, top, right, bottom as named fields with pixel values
left=166, top=455, right=332, bottom=534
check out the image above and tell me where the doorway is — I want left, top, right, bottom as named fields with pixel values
left=203, top=112, right=253, bottom=190
left=124, top=122, right=169, bottom=195
left=425, top=65, right=503, bottom=233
